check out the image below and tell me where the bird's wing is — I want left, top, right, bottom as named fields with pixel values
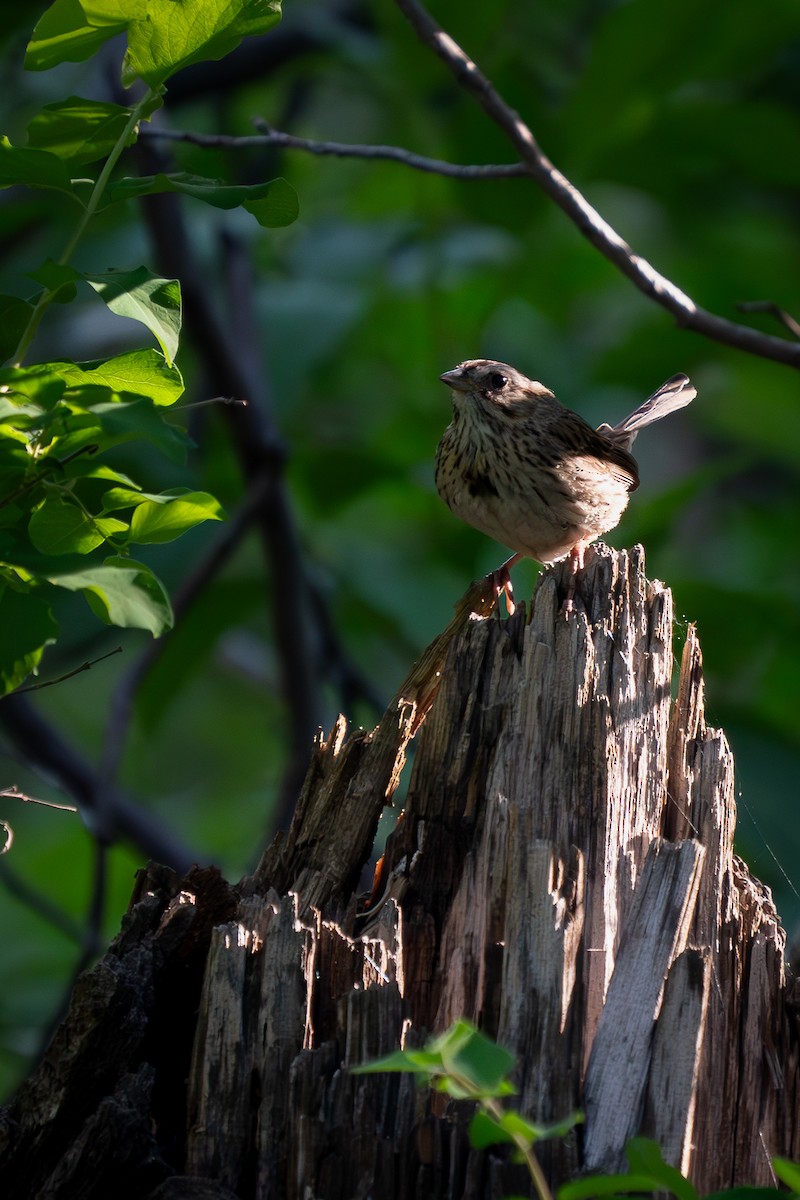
left=554, top=409, right=640, bottom=491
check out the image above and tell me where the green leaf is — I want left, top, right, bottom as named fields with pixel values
left=106, top=172, right=299, bottom=227
left=61, top=464, right=140, bottom=487
left=128, top=490, right=225, bottom=544
left=243, top=178, right=300, bottom=228
left=0, top=137, right=74, bottom=195
left=85, top=398, right=190, bottom=462
left=351, top=1047, right=445, bottom=1077
left=27, top=260, right=79, bottom=303
left=58, top=349, right=184, bottom=406
left=0, top=296, right=34, bottom=365
left=772, top=1158, right=800, bottom=1192
left=79, top=0, right=148, bottom=24
left=0, top=586, right=59, bottom=695
left=84, top=270, right=182, bottom=366
left=625, top=1139, right=698, bottom=1200
left=469, top=1110, right=517, bottom=1149
left=28, top=495, right=127, bottom=555
left=558, top=1171, right=672, bottom=1200
left=0, top=363, right=68, bottom=408
left=46, top=556, right=173, bottom=636
left=120, top=0, right=282, bottom=87
left=101, top=486, right=152, bottom=511
left=26, top=96, right=161, bottom=166
left=471, top=1109, right=581, bottom=1149
left=25, top=0, right=124, bottom=72
left=435, top=1020, right=516, bottom=1096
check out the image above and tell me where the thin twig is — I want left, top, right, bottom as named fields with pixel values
left=0, top=784, right=78, bottom=812
left=392, top=0, right=800, bottom=371
left=12, top=646, right=122, bottom=695
left=251, top=121, right=526, bottom=178
left=736, top=301, right=800, bottom=341
left=134, top=132, right=322, bottom=834
left=140, top=122, right=527, bottom=179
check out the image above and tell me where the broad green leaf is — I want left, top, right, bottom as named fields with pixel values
left=469, top=1110, right=516, bottom=1149
left=436, top=1021, right=516, bottom=1096
left=772, top=1158, right=800, bottom=1192
left=0, top=363, right=68, bottom=408
left=29, top=495, right=127, bottom=555
left=0, top=296, right=34, bottom=365
left=0, top=587, right=59, bottom=695
left=79, top=1, right=148, bottom=24
left=84, top=270, right=182, bottom=366
left=558, top=1171, right=675, bottom=1200
left=0, top=137, right=74, bottom=195
left=58, top=349, right=184, bottom=406
left=26, top=96, right=161, bottom=166
left=61, top=464, right=139, bottom=487
left=85, top=398, right=190, bottom=462
left=101, top=487, right=161, bottom=512
left=27, top=260, right=79, bottom=303
left=106, top=172, right=299, bottom=227
left=46, top=556, right=173, bottom=636
left=351, top=1047, right=445, bottom=1077
left=625, top=1139, right=698, bottom=1200
left=120, top=0, right=282, bottom=87
left=128, top=490, right=225, bottom=544
left=25, top=0, right=123, bottom=72
left=243, top=178, right=300, bottom=228
left=471, top=1109, right=580, bottom=1148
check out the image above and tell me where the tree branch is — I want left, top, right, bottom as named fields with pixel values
left=134, top=134, right=323, bottom=832
left=13, top=647, right=122, bottom=695
left=0, top=695, right=198, bottom=872
left=392, top=0, right=800, bottom=371
left=141, top=122, right=526, bottom=179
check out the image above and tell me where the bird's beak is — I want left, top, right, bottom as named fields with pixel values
left=439, top=368, right=469, bottom=391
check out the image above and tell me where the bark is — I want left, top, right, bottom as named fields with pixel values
left=1, top=544, right=797, bottom=1200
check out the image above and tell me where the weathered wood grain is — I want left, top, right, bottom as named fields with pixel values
left=1, top=545, right=796, bottom=1200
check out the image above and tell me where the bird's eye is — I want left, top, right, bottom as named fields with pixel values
left=488, top=372, right=508, bottom=391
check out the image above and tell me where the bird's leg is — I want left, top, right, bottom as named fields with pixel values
left=564, top=544, right=586, bottom=613
left=488, top=552, right=521, bottom=616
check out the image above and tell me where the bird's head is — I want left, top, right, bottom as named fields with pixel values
left=439, top=360, right=554, bottom=409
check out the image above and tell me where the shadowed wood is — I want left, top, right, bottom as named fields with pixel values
left=1, top=545, right=796, bottom=1200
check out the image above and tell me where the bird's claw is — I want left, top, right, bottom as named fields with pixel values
left=490, top=567, right=516, bottom=616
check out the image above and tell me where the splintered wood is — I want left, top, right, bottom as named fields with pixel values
left=237, top=545, right=796, bottom=1194
left=2, top=545, right=797, bottom=1200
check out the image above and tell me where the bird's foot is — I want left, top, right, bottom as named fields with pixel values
left=562, top=544, right=587, bottom=615
left=488, top=552, right=520, bottom=616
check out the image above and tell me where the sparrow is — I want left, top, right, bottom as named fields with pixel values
left=435, top=359, right=696, bottom=606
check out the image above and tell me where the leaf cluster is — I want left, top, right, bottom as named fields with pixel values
left=0, top=0, right=299, bottom=695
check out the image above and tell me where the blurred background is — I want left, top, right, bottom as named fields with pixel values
left=1, top=0, right=799, bottom=1098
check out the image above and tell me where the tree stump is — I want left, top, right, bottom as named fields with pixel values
left=1, top=544, right=797, bottom=1200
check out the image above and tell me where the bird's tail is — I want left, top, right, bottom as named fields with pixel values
left=597, top=374, right=696, bottom=449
